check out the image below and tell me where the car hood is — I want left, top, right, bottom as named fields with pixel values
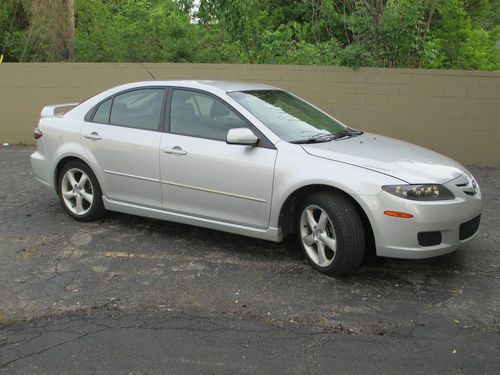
left=301, top=132, right=467, bottom=184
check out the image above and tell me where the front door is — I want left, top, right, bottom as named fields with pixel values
left=159, top=89, right=277, bottom=228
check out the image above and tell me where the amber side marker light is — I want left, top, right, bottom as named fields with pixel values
left=384, top=211, right=414, bottom=219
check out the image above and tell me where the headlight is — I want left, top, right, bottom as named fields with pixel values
left=382, top=184, right=455, bottom=201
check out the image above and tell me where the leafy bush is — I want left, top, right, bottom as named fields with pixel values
left=1, top=0, right=498, bottom=70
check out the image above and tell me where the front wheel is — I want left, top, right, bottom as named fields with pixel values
left=298, top=191, right=365, bottom=276
left=58, top=161, right=105, bottom=222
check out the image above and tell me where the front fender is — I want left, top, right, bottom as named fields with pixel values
left=269, top=146, right=404, bottom=229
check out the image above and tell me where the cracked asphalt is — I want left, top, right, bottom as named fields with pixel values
left=0, top=146, right=499, bottom=374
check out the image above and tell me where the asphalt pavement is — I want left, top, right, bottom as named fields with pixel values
left=0, top=146, right=499, bottom=374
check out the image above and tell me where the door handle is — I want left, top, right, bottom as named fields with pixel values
left=163, top=146, right=187, bottom=155
left=84, top=132, right=102, bottom=141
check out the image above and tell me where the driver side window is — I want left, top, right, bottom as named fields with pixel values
left=170, top=89, right=248, bottom=141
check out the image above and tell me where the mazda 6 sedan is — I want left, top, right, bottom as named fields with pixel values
left=31, top=80, right=482, bottom=275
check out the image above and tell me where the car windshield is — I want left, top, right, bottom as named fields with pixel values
left=228, top=90, right=347, bottom=143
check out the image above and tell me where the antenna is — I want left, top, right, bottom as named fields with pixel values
left=141, top=63, right=157, bottom=80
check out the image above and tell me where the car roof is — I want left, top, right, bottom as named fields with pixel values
left=126, top=80, right=279, bottom=93
left=196, top=80, right=278, bottom=92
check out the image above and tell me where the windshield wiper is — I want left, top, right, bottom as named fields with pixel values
left=290, top=128, right=363, bottom=144
left=289, top=133, right=336, bottom=144
left=332, top=129, right=364, bottom=140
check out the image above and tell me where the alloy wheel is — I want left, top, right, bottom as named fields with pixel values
left=299, top=205, right=337, bottom=267
left=61, top=168, right=94, bottom=215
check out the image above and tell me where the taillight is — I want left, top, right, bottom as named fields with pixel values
left=34, top=128, right=43, bottom=139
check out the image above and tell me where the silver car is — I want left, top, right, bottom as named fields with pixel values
left=31, top=81, right=482, bottom=276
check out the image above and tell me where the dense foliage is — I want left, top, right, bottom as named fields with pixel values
left=1, top=0, right=498, bottom=69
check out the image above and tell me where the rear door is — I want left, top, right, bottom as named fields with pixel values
left=159, top=88, right=277, bottom=228
left=81, top=87, right=166, bottom=208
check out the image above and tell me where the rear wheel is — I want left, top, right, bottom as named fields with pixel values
left=298, top=191, right=365, bottom=276
left=58, top=161, right=105, bottom=222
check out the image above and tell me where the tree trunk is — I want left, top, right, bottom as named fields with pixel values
left=67, top=0, right=75, bottom=60
left=374, top=11, right=380, bottom=66
left=426, top=0, right=437, bottom=31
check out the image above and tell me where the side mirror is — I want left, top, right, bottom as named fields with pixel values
left=226, top=128, right=259, bottom=146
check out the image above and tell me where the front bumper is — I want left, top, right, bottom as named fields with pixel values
left=362, top=180, right=482, bottom=259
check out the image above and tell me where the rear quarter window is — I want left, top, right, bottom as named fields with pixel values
left=92, top=99, right=112, bottom=124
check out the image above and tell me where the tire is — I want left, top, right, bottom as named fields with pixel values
left=297, top=191, right=365, bottom=276
left=58, top=160, right=105, bottom=222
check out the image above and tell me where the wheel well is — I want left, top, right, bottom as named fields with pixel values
left=54, top=157, right=89, bottom=193
left=278, top=185, right=375, bottom=252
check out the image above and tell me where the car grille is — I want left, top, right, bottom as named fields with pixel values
left=418, top=231, right=442, bottom=247
left=454, top=174, right=477, bottom=196
left=459, top=215, right=481, bottom=240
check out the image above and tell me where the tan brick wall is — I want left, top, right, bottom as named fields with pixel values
left=1, top=63, right=499, bottom=165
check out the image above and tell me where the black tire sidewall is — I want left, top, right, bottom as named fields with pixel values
left=297, top=191, right=365, bottom=276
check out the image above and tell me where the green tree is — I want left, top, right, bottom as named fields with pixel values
left=75, top=0, right=204, bottom=62
left=426, top=0, right=499, bottom=69
left=198, top=0, right=271, bottom=63
left=1, top=0, right=498, bottom=70
left=1, top=0, right=70, bottom=62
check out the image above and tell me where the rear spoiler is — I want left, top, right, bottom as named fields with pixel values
left=40, top=103, right=79, bottom=118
